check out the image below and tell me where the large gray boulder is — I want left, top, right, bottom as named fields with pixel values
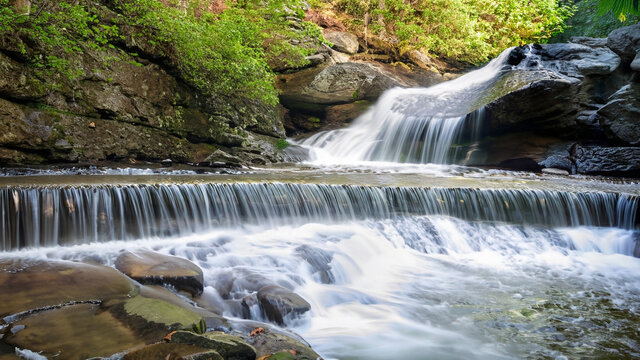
left=597, top=84, right=640, bottom=145
left=631, top=50, right=640, bottom=72
left=323, top=30, right=359, bottom=54
left=278, top=62, right=405, bottom=110
left=607, top=22, right=640, bottom=65
left=540, top=43, right=620, bottom=77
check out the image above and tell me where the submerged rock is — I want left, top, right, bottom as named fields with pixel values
left=115, top=250, right=204, bottom=297
left=257, top=286, right=311, bottom=325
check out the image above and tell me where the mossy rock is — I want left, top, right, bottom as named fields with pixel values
left=123, top=343, right=223, bottom=360
left=0, top=259, right=135, bottom=318
left=115, top=250, right=204, bottom=297
left=121, top=295, right=206, bottom=332
left=240, top=328, right=320, bottom=360
left=4, top=303, right=145, bottom=360
left=169, top=331, right=257, bottom=360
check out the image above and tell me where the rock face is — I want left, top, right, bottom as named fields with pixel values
left=115, top=250, right=204, bottom=297
left=467, top=26, right=640, bottom=176
left=572, top=145, right=640, bottom=176
left=0, top=25, right=285, bottom=166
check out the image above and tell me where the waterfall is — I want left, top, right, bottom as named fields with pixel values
left=300, top=49, right=515, bottom=165
left=1, top=183, right=637, bottom=250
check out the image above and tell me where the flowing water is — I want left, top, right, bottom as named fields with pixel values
left=2, top=47, right=640, bottom=359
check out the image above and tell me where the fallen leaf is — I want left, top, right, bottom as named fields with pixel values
left=257, top=356, right=271, bottom=360
left=163, top=331, right=177, bottom=342
left=288, top=350, right=298, bottom=355
left=250, top=327, right=265, bottom=336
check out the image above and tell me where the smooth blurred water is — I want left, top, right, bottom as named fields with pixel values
left=4, top=215, right=639, bottom=359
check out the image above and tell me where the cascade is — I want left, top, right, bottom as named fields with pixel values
left=1, top=183, right=637, bottom=250
left=300, top=49, right=516, bottom=165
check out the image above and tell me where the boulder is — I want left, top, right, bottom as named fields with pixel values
left=607, top=22, right=640, bottom=65
left=256, top=286, right=311, bottom=325
left=406, top=50, right=437, bottom=71
left=115, top=250, right=204, bottom=297
left=540, top=43, right=620, bottom=77
left=169, top=331, right=257, bottom=360
left=323, top=30, right=359, bottom=54
left=238, top=328, right=321, bottom=360
left=597, top=84, right=640, bottom=145
left=295, top=245, right=335, bottom=284
left=0, top=259, right=134, bottom=318
left=278, top=62, right=405, bottom=110
left=4, top=303, right=145, bottom=360
left=571, top=145, right=640, bottom=176
left=539, top=154, right=573, bottom=171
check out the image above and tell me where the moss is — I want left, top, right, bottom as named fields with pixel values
left=123, top=295, right=204, bottom=330
left=275, top=139, right=290, bottom=150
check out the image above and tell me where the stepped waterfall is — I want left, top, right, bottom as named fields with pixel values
left=2, top=47, right=640, bottom=360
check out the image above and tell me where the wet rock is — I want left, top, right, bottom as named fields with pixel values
left=571, top=145, right=640, bottom=176
left=597, top=84, right=640, bottom=145
left=238, top=328, right=320, bottom=360
left=295, top=245, right=335, bottom=284
left=256, top=286, right=311, bottom=325
left=607, top=22, right=640, bottom=65
left=281, top=145, right=310, bottom=163
left=169, top=331, right=256, bottom=360
left=117, top=295, right=206, bottom=332
left=115, top=250, right=204, bottom=297
left=0, top=259, right=134, bottom=318
left=123, top=343, right=223, bottom=360
left=539, top=154, right=573, bottom=171
left=541, top=168, right=570, bottom=176
left=3, top=303, right=145, bottom=360
left=323, top=30, right=359, bottom=54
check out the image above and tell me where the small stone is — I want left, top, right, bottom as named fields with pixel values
left=161, top=158, right=172, bottom=167
left=170, top=331, right=257, bottom=360
left=88, top=122, right=96, bottom=129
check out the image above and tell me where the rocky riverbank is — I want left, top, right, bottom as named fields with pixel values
left=0, top=251, right=320, bottom=360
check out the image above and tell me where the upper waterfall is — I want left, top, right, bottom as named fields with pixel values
left=300, top=48, right=519, bottom=165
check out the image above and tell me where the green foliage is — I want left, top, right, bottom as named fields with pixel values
left=333, top=0, right=573, bottom=64
left=552, top=0, right=639, bottom=42
left=598, top=0, right=640, bottom=19
left=275, top=138, right=290, bottom=150
left=0, top=0, right=322, bottom=105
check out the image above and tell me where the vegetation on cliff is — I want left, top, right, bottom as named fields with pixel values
left=0, top=0, right=322, bottom=105
left=310, top=0, right=574, bottom=64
